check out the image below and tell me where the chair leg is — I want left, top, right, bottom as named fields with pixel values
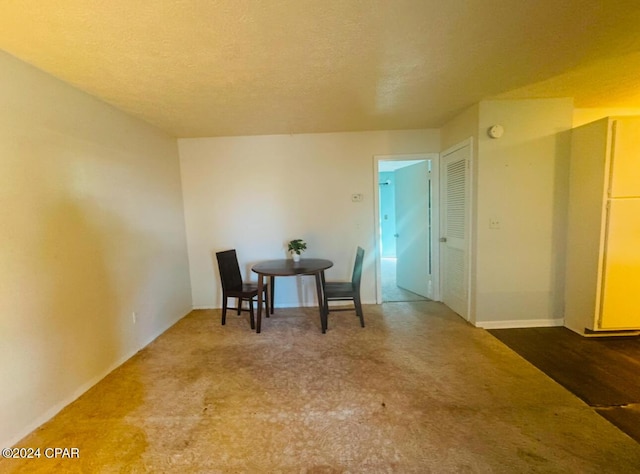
left=264, top=286, right=270, bottom=318
left=236, top=297, right=242, bottom=315
left=221, top=295, right=227, bottom=325
left=248, top=298, right=256, bottom=330
left=354, top=293, right=365, bottom=327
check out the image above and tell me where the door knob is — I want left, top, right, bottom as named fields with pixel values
left=394, top=233, right=399, bottom=238
left=439, top=237, right=447, bottom=242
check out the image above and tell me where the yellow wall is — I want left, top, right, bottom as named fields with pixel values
left=0, top=52, right=192, bottom=447
left=573, top=107, right=640, bottom=127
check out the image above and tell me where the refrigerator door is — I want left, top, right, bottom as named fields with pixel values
left=599, top=199, right=640, bottom=329
left=609, top=118, right=640, bottom=198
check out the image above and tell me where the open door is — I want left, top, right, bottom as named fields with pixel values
left=374, top=154, right=439, bottom=304
left=440, top=141, right=471, bottom=319
left=395, top=161, right=431, bottom=298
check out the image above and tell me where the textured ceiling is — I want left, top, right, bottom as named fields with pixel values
left=1, top=1, right=640, bottom=138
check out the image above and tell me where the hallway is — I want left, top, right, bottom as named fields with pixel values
left=380, top=257, right=429, bottom=302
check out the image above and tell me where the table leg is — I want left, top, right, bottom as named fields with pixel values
left=314, top=271, right=327, bottom=334
left=321, top=270, right=328, bottom=317
left=256, top=273, right=264, bottom=333
left=270, top=275, right=275, bottom=314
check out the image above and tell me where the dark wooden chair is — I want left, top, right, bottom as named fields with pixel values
left=216, top=249, right=268, bottom=330
left=324, top=246, right=365, bottom=328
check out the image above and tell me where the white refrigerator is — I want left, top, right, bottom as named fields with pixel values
left=565, top=116, right=640, bottom=334
left=598, top=118, right=640, bottom=329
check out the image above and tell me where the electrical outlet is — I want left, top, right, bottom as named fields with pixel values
left=351, top=193, right=363, bottom=202
left=489, top=218, right=501, bottom=229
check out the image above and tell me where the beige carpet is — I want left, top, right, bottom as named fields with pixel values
left=3, top=302, right=640, bottom=473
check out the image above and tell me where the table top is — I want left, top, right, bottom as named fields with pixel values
left=252, top=258, right=333, bottom=276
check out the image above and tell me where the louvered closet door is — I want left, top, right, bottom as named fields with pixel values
left=441, top=142, right=470, bottom=318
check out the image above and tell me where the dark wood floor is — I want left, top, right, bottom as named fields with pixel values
left=489, top=327, right=640, bottom=444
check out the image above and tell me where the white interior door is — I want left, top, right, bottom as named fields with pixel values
left=395, top=161, right=431, bottom=298
left=440, top=142, right=470, bottom=318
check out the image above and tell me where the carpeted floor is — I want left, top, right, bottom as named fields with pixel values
left=3, top=302, right=640, bottom=473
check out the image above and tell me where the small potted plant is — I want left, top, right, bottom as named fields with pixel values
left=287, top=239, right=307, bottom=262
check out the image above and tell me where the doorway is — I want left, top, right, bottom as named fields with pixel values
left=374, top=154, right=440, bottom=303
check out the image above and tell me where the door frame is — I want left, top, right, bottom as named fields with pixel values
left=373, top=153, right=440, bottom=304
left=439, top=138, right=474, bottom=322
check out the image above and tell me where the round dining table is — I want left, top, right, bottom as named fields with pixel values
left=252, top=258, right=333, bottom=334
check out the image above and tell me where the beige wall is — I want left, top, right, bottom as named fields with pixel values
left=441, top=104, right=480, bottom=152
left=178, top=130, right=440, bottom=309
left=0, top=52, right=192, bottom=447
left=441, top=99, right=574, bottom=327
left=181, top=100, right=573, bottom=327
left=440, top=104, right=480, bottom=321
left=474, top=99, right=574, bottom=327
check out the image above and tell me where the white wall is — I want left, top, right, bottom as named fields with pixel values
left=0, top=52, right=192, bottom=447
left=178, top=130, right=440, bottom=309
left=474, top=99, right=573, bottom=327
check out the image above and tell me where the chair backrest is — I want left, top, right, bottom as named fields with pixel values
left=216, top=249, right=243, bottom=291
left=351, top=246, right=365, bottom=289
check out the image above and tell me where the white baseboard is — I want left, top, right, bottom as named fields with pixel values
left=476, top=318, right=564, bottom=330
left=3, top=347, right=140, bottom=449
left=193, top=300, right=378, bottom=311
